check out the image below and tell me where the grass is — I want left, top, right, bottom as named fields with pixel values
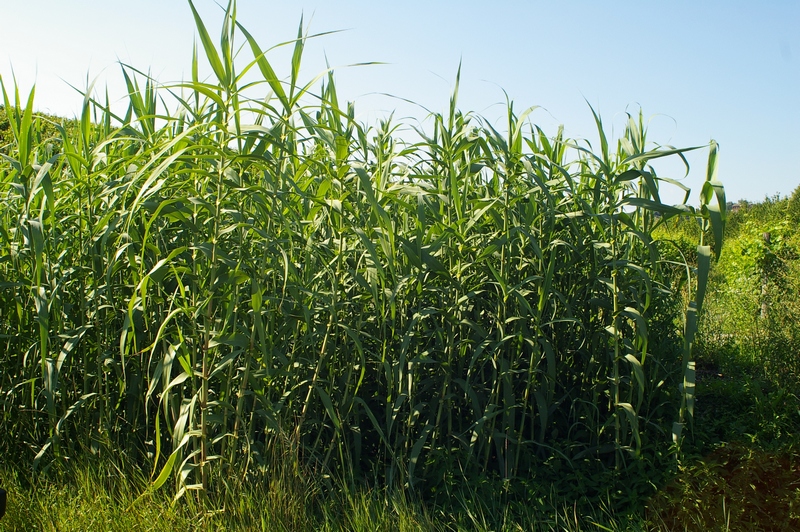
left=6, top=0, right=798, bottom=530
left=0, top=459, right=651, bottom=531
left=0, top=457, right=571, bottom=531
left=647, top=444, right=800, bottom=531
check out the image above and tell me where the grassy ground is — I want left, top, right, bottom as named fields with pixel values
left=646, top=362, right=800, bottom=530
left=1, top=441, right=797, bottom=531
left=0, top=461, right=643, bottom=531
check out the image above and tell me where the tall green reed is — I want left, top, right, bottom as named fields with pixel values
left=0, top=0, right=724, bottom=506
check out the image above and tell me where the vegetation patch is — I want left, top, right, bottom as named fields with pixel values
left=5, top=1, right=799, bottom=529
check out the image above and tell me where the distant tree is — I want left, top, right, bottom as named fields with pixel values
left=0, top=105, right=12, bottom=150
left=788, top=184, right=800, bottom=226
left=0, top=105, right=76, bottom=155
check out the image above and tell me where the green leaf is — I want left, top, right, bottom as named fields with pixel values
left=408, top=424, right=434, bottom=486
left=188, top=0, right=227, bottom=88
left=151, top=448, right=179, bottom=491
left=315, top=385, right=341, bottom=430
left=236, top=23, right=290, bottom=112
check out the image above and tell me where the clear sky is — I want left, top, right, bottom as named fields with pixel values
left=2, top=1, right=798, bottom=204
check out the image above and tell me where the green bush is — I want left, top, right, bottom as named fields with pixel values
left=689, top=192, right=800, bottom=440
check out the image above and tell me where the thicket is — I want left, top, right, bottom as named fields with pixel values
left=0, top=0, right=726, bottom=515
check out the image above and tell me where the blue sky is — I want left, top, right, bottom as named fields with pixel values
left=2, top=1, right=798, bottom=204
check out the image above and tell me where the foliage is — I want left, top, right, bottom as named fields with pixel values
left=788, top=185, right=800, bottom=226
left=0, top=105, right=11, bottom=148
left=0, top=457, right=653, bottom=531
left=695, top=195, right=800, bottom=390
left=644, top=191, right=800, bottom=530
left=647, top=444, right=800, bottom=531
left=0, top=0, right=725, bottom=516
left=0, top=104, right=75, bottom=155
